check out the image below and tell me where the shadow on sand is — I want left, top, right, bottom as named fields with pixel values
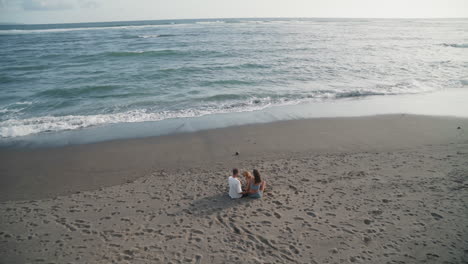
left=177, top=193, right=253, bottom=217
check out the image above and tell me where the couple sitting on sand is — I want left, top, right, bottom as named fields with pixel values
left=228, top=168, right=266, bottom=199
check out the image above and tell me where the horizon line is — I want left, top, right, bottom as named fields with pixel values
left=2, top=16, right=468, bottom=26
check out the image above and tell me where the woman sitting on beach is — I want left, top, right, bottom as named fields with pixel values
left=242, top=171, right=254, bottom=193
left=246, top=169, right=266, bottom=198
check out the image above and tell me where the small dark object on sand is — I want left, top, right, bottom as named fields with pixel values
left=457, top=126, right=461, bottom=129
left=235, top=152, right=239, bottom=156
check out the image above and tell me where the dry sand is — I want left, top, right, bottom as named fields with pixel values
left=0, top=114, right=467, bottom=263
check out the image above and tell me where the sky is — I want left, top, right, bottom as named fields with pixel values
left=0, top=0, right=467, bottom=24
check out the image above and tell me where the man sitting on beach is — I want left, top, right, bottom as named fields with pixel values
left=228, top=168, right=243, bottom=199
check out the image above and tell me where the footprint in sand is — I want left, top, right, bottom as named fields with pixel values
left=306, top=212, right=317, bottom=217
left=430, top=212, right=443, bottom=220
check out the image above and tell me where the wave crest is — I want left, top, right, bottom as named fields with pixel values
left=0, top=86, right=428, bottom=138
left=138, top=34, right=176, bottom=38
left=0, top=103, right=265, bottom=138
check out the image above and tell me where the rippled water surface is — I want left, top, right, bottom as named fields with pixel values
left=0, top=18, right=467, bottom=138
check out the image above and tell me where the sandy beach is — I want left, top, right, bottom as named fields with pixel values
left=1, top=114, right=467, bottom=263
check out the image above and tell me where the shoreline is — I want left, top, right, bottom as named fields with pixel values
left=0, top=114, right=466, bottom=202
left=2, top=88, right=468, bottom=149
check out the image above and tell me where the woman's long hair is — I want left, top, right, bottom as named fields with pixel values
left=253, top=169, right=261, bottom=184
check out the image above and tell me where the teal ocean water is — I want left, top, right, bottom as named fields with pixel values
left=0, top=18, right=467, bottom=140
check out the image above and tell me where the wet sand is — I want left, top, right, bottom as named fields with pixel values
left=0, top=114, right=467, bottom=263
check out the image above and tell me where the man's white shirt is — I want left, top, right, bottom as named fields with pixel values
left=228, top=176, right=242, bottom=199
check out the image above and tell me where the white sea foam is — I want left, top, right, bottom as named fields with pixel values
left=137, top=34, right=176, bottom=38
left=0, top=94, right=327, bottom=138
left=0, top=108, right=22, bottom=114
left=139, top=34, right=161, bottom=38
left=195, top=21, right=225, bottom=25
left=0, top=101, right=32, bottom=114
left=0, top=83, right=441, bottom=138
left=14, top=101, right=33, bottom=105
left=0, top=99, right=274, bottom=138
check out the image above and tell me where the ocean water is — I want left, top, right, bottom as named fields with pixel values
left=0, top=18, right=467, bottom=140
